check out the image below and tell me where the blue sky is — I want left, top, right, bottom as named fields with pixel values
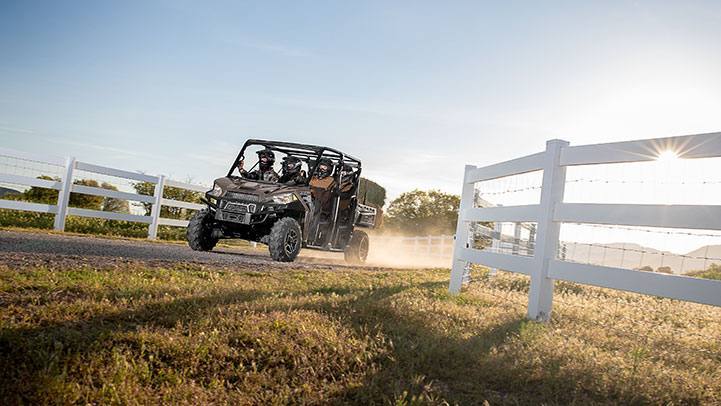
left=2, top=0, right=721, bottom=200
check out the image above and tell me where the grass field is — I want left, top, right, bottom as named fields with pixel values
left=1, top=261, right=720, bottom=405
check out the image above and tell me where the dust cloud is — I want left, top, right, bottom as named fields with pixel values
left=365, top=234, right=452, bottom=269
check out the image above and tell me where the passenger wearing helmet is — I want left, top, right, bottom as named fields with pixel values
left=279, top=156, right=307, bottom=185
left=238, top=149, right=279, bottom=182
left=309, top=158, right=335, bottom=198
left=309, top=158, right=336, bottom=244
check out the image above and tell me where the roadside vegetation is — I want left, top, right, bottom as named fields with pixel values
left=688, top=264, right=721, bottom=280
left=1, top=263, right=719, bottom=404
left=0, top=210, right=186, bottom=240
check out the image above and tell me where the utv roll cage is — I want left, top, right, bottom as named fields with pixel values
left=228, top=139, right=362, bottom=182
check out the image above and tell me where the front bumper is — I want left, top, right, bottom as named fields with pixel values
left=213, top=198, right=279, bottom=225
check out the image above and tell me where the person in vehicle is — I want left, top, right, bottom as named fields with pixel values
left=238, top=149, right=279, bottom=182
left=337, top=164, right=357, bottom=218
left=309, top=158, right=336, bottom=243
left=278, top=156, right=307, bottom=185
left=310, top=158, right=335, bottom=199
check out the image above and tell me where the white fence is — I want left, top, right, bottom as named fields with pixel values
left=0, top=147, right=207, bottom=238
left=450, top=132, right=721, bottom=321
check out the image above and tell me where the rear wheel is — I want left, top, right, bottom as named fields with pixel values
left=268, top=217, right=302, bottom=262
left=344, top=230, right=369, bottom=264
left=186, top=209, right=218, bottom=251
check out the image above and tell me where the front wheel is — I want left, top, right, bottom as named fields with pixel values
left=344, top=230, right=369, bottom=264
left=268, top=217, right=302, bottom=262
left=186, top=209, right=218, bottom=251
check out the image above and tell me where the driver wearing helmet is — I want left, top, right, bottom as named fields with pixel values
left=238, top=149, right=279, bottom=182
left=278, top=156, right=307, bottom=185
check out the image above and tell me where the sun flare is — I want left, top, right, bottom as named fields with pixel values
left=657, top=149, right=679, bottom=162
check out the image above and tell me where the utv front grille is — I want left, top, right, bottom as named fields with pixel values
left=223, top=201, right=257, bottom=214
left=220, top=212, right=251, bottom=224
left=224, top=192, right=259, bottom=201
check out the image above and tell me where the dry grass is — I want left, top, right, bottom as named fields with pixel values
left=1, top=262, right=720, bottom=405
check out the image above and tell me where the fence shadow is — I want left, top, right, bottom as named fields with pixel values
left=251, top=283, right=653, bottom=405
left=1, top=279, right=659, bottom=404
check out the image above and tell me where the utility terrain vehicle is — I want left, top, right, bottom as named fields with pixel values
left=186, top=140, right=377, bottom=263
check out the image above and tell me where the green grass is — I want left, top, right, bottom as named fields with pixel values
left=1, top=263, right=720, bottom=405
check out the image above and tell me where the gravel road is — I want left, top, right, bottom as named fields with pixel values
left=0, top=230, right=357, bottom=270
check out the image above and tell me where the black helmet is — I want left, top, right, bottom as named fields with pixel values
left=257, top=149, right=275, bottom=170
left=315, top=158, right=333, bottom=178
left=282, top=156, right=302, bottom=175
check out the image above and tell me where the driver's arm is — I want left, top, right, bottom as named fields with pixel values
left=237, top=159, right=258, bottom=179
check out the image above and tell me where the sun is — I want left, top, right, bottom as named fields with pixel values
left=657, top=149, right=679, bottom=162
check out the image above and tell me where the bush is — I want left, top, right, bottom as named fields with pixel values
left=687, top=263, right=721, bottom=280
left=0, top=209, right=187, bottom=241
left=0, top=210, right=54, bottom=230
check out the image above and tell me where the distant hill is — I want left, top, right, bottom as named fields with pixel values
left=0, top=187, right=21, bottom=198
left=685, top=244, right=721, bottom=259
left=560, top=241, right=718, bottom=275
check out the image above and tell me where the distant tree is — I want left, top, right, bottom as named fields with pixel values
left=133, top=181, right=202, bottom=220
left=99, top=182, right=129, bottom=213
left=16, top=175, right=60, bottom=204
left=384, top=189, right=460, bottom=235
left=69, top=179, right=104, bottom=210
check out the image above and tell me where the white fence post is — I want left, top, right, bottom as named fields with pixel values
left=53, top=156, right=76, bottom=231
left=449, top=165, right=477, bottom=293
left=148, top=174, right=165, bottom=240
left=527, top=139, right=569, bottom=321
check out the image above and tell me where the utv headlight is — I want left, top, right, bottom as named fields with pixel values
left=271, top=193, right=296, bottom=204
left=208, top=183, right=223, bottom=197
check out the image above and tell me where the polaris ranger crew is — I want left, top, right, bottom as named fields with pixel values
left=187, top=140, right=376, bottom=263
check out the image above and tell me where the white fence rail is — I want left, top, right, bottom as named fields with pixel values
left=0, top=147, right=207, bottom=238
left=450, top=132, right=721, bottom=321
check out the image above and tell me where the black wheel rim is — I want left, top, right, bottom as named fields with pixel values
left=284, top=229, right=299, bottom=256
left=359, top=236, right=369, bottom=260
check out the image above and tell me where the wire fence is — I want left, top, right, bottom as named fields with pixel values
left=470, top=158, right=721, bottom=276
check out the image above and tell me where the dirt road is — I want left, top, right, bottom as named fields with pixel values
left=0, top=230, right=358, bottom=269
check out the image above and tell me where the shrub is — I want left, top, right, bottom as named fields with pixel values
left=687, top=263, right=721, bottom=280
left=0, top=209, right=187, bottom=241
